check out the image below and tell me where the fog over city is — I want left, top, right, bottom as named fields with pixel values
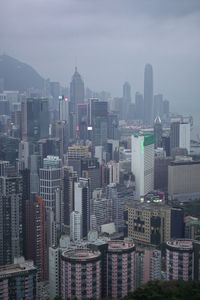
left=1, top=0, right=200, bottom=113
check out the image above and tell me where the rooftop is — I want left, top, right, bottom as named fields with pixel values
left=62, top=249, right=101, bottom=261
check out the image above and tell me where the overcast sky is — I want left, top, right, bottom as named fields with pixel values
left=1, top=0, right=200, bottom=114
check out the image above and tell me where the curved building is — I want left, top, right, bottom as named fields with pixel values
left=61, top=249, right=101, bottom=300
left=166, top=239, right=193, bottom=281
left=107, top=240, right=135, bottom=299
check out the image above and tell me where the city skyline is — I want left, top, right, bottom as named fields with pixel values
left=1, top=0, right=200, bottom=114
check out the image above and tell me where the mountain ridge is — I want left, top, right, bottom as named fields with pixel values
left=0, top=54, right=45, bottom=91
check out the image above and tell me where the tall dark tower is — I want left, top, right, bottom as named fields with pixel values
left=69, top=67, right=85, bottom=115
left=144, top=64, right=153, bottom=126
left=154, top=116, right=162, bottom=148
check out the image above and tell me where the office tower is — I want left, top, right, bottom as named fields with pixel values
left=106, top=240, right=135, bottom=299
left=163, top=99, right=170, bottom=117
left=25, top=194, right=46, bottom=281
left=154, top=116, right=162, bottom=148
left=0, top=99, right=9, bottom=115
left=0, top=173, right=23, bottom=265
left=29, top=154, right=41, bottom=194
left=123, top=81, right=131, bottom=119
left=63, top=166, right=78, bottom=226
left=74, top=178, right=90, bottom=237
left=40, top=156, right=62, bottom=248
left=70, top=211, right=82, bottom=241
left=77, top=103, right=88, bottom=141
left=51, top=121, right=69, bottom=158
left=168, top=159, right=200, bottom=200
left=61, top=249, right=101, bottom=300
left=89, top=99, right=108, bottom=146
left=154, top=156, right=171, bottom=191
left=165, top=240, right=193, bottom=281
left=144, top=64, right=153, bottom=125
left=18, top=140, right=31, bottom=169
left=21, top=98, right=49, bottom=141
left=67, top=145, right=90, bottom=160
left=153, top=94, right=163, bottom=119
left=107, top=161, right=120, bottom=184
left=81, top=157, right=101, bottom=194
left=135, top=92, right=144, bottom=121
left=171, top=207, right=184, bottom=239
left=162, top=135, right=170, bottom=156
left=40, top=156, right=62, bottom=210
left=0, top=257, right=37, bottom=299
left=59, top=95, right=69, bottom=122
left=0, top=135, right=20, bottom=163
left=131, top=134, right=154, bottom=198
left=135, top=247, right=161, bottom=288
left=69, top=67, right=85, bottom=114
left=107, top=113, right=119, bottom=140
left=38, top=138, right=61, bottom=160
left=50, top=81, right=60, bottom=111
left=128, top=203, right=171, bottom=245
left=179, top=122, right=190, bottom=153
left=170, top=121, right=190, bottom=154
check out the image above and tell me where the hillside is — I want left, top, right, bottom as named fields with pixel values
left=0, top=54, right=44, bottom=91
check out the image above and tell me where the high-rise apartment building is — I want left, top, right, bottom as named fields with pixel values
left=131, top=134, right=154, bottom=198
left=25, top=194, right=46, bottom=281
left=106, top=240, right=135, bottom=299
left=0, top=173, right=23, bottom=265
left=61, top=249, right=101, bottom=300
left=144, top=64, right=153, bottom=125
left=70, top=211, right=82, bottom=241
left=0, top=257, right=37, bottom=299
left=165, top=240, right=193, bottom=281
left=63, top=166, right=78, bottom=226
left=135, top=247, right=161, bottom=288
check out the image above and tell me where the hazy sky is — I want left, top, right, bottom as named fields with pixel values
left=1, top=0, right=200, bottom=114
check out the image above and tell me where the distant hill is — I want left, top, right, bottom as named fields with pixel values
left=0, top=54, right=44, bottom=91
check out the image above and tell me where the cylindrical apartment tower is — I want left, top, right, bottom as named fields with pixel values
left=166, top=239, right=193, bottom=281
left=107, top=240, right=135, bottom=299
left=61, top=249, right=101, bottom=300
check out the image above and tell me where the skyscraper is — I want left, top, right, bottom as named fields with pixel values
left=89, top=99, right=108, bottom=146
left=131, top=133, right=154, bottom=198
left=154, top=116, right=163, bottom=148
left=74, top=178, right=90, bottom=237
left=123, top=81, right=131, bottom=119
left=0, top=172, right=23, bottom=265
left=21, top=98, right=49, bottom=141
left=144, top=64, right=153, bottom=125
left=170, top=121, right=190, bottom=154
left=69, top=67, right=84, bottom=113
